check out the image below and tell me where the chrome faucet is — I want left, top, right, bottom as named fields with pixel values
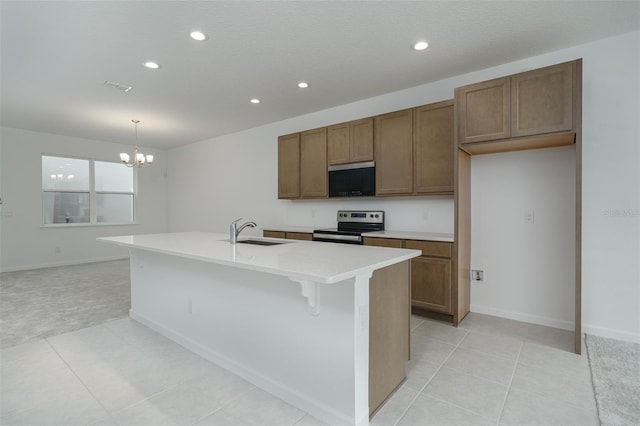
left=230, top=218, right=257, bottom=244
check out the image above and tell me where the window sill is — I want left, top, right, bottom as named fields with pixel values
left=41, top=222, right=140, bottom=229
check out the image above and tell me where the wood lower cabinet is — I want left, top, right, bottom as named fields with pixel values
left=410, top=256, right=452, bottom=314
left=300, top=128, right=328, bottom=198
left=328, top=118, right=373, bottom=165
left=278, top=133, right=300, bottom=199
left=362, top=237, right=403, bottom=248
left=285, top=232, right=312, bottom=241
left=263, top=230, right=312, bottom=241
left=263, top=230, right=285, bottom=239
left=414, top=101, right=454, bottom=194
left=374, top=109, right=414, bottom=195
left=456, top=60, right=580, bottom=154
left=364, top=237, right=456, bottom=319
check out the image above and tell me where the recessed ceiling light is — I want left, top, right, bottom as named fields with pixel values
left=190, top=31, right=207, bottom=41
left=250, top=98, right=261, bottom=104
left=412, top=41, right=429, bottom=51
left=297, top=82, right=309, bottom=89
left=144, top=61, right=160, bottom=69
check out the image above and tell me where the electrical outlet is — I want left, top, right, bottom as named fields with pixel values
left=471, top=269, right=484, bottom=282
left=524, top=209, right=535, bottom=224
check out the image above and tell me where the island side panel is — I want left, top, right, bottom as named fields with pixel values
left=127, top=248, right=370, bottom=426
left=369, top=260, right=410, bottom=415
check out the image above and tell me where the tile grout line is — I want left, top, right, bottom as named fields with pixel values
left=44, top=336, right=116, bottom=424
left=392, top=327, right=470, bottom=426
left=495, top=340, right=524, bottom=426
left=188, top=385, right=258, bottom=426
left=44, top=322, right=184, bottom=423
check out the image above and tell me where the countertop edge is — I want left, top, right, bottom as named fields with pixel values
left=98, top=235, right=421, bottom=285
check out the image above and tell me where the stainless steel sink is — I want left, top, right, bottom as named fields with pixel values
left=236, top=239, right=286, bottom=246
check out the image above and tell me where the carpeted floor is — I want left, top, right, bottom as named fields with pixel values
left=586, top=334, right=640, bottom=426
left=0, top=259, right=130, bottom=349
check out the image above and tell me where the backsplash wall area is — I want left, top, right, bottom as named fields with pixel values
left=282, top=197, right=454, bottom=233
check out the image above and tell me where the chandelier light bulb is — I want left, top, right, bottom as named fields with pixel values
left=120, top=120, right=153, bottom=168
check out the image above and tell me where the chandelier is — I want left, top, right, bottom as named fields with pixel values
left=120, top=120, right=153, bottom=167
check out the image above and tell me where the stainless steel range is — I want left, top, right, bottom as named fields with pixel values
left=312, top=210, right=384, bottom=245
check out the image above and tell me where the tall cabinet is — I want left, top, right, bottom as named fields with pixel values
left=454, top=59, right=582, bottom=352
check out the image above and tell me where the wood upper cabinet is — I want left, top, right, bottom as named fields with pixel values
left=278, top=133, right=300, bottom=199
left=328, top=118, right=373, bottom=165
left=300, top=128, right=328, bottom=198
left=456, top=60, right=579, bottom=151
left=457, top=77, right=511, bottom=144
left=374, top=109, right=414, bottom=195
left=511, top=61, right=574, bottom=137
left=414, top=100, right=454, bottom=194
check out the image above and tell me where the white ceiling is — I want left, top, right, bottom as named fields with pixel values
left=1, top=1, right=639, bottom=149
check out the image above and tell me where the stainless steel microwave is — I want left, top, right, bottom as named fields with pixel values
left=328, top=161, right=375, bottom=197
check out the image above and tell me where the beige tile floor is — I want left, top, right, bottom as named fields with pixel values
left=0, top=313, right=598, bottom=426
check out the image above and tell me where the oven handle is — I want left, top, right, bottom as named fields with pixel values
left=312, top=233, right=362, bottom=244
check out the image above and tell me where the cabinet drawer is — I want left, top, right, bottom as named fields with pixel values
left=363, top=237, right=403, bottom=248
left=404, top=240, right=451, bottom=258
left=263, top=231, right=286, bottom=239
left=286, top=232, right=312, bottom=241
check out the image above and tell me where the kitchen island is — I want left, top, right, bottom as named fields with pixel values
left=98, top=232, right=420, bottom=426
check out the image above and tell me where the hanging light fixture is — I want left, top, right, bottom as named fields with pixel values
left=120, top=120, right=154, bottom=168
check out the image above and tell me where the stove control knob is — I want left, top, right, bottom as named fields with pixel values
left=375, top=214, right=379, bottom=218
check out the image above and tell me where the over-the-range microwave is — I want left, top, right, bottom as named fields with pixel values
left=328, top=161, right=375, bottom=198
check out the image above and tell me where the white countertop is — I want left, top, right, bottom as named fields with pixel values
left=98, top=232, right=420, bottom=284
left=261, top=226, right=454, bottom=243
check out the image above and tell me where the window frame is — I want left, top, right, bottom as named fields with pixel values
left=41, top=154, right=138, bottom=227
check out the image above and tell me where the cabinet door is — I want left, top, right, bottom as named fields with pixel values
left=511, top=61, right=574, bottom=137
left=374, top=109, right=414, bottom=195
left=457, top=77, right=510, bottom=144
left=300, top=128, right=328, bottom=198
left=327, top=123, right=350, bottom=165
left=414, top=101, right=454, bottom=194
left=411, top=256, right=452, bottom=314
left=278, top=133, right=300, bottom=199
left=350, top=118, right=374, bottom=163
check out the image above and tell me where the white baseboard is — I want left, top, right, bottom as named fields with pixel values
left=0, top=255, right=129, bottom=273
left=582, top=323, right=640, bottom=344
left=470, top=303, right=574, bottom=331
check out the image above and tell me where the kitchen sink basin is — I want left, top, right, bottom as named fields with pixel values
left=236, top=239, right=286, bottom=246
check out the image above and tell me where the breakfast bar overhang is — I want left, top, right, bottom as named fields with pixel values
left=98, top=232, right=420, bottom=426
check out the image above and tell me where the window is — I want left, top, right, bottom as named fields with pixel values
left=42, top=155, right=135, bottom=225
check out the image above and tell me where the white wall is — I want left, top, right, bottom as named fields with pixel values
left=470, top=147, right=576, bottom=330
left=0, top=127, right=169, bottom=271
left=167, top=31, right=639, bottom=342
